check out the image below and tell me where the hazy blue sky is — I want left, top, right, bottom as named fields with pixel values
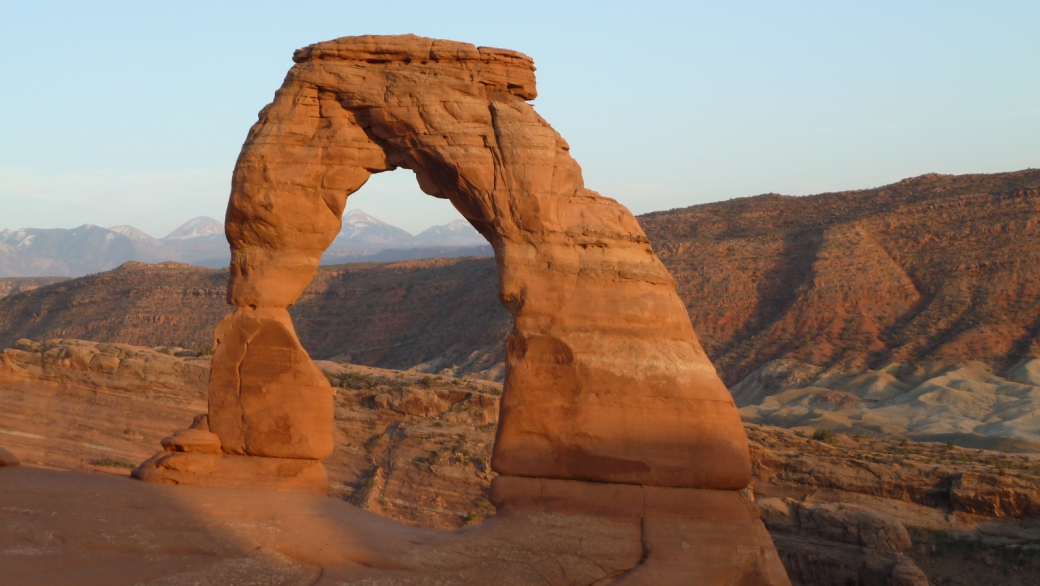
left=2, top=1, right=1037, bottom=236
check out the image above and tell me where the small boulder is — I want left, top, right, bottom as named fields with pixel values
left=161, top=429, right=222, bottom=454
left=0, top=447, right=20, bottom=467
left=14, top=338, right=40, bottom=351
left=89, top=353, right=121, bottom=373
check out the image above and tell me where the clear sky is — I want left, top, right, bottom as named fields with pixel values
left=2, top=1, right=1037, bottom=237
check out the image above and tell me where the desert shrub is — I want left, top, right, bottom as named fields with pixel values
left=331, top=372, right=384, bottom=390
left=421, top=376, right=434, bottom=388
left=90, top=458, right=135, bottom=469
left=812, top=429, right=836, bottom=444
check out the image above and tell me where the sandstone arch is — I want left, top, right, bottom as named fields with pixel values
left=135, top=35, right=787, bottom=584
left=222, top=34, right=749, bottom=488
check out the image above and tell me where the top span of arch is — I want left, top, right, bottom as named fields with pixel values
left=291, top=34, right=538, bottom=100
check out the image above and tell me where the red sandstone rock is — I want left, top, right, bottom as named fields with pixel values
left=160, top=429, right=221, bottom=454
left=2, top=466, right=787, bottom=585
left=132, top=451, right=329, bottom=492
left=213, top=33, right=749, bottom=489
left=207, top=307, right=333, bottom=460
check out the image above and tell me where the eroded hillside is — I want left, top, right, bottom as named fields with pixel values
left=641, top=169, right=1040, bottom=384
left=0, top=259, right=508, bottom=379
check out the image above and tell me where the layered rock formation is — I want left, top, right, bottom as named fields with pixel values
left=640, top=170, right=1040, bottom=385
left=757, top=499, right=928, bottom=586
left=130, top=34, right=785, bottom=583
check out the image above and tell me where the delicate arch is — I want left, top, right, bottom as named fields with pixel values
left=215, top=34, right=749, bottom=489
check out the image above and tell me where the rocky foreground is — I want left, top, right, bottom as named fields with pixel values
left=2, top=338, right=1039, bottom=585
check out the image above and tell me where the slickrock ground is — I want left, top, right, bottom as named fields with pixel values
left=3, top=338, right=1039, bottom=584
left=2, top=339, right=776, bottom=584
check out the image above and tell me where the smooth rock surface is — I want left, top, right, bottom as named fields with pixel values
left=1, top=466, right=787, bottom=586
left=208, top=307, right=334, bottom=460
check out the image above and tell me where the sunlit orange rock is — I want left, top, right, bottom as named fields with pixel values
left=218, top=33, right=749, bottom=488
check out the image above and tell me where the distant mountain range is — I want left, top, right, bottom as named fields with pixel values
left=0, top=210, right=491, bottom=277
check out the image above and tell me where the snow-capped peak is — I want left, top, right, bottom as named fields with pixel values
left=163, top=217, right=223, bottom=240
left=109, top=225, right=158, bottom=243
left=413, top=218, right=485, bottom=247
left=342, top=209, right=392, bottom=228
left=443, top=219, right=472, bottom=232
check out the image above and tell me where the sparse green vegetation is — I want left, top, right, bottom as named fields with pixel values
left=90, top=458, right=135, bottom=469
left=326, top=372, right=389, bottom=390
left=812, top=429, right=836, bottom=444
